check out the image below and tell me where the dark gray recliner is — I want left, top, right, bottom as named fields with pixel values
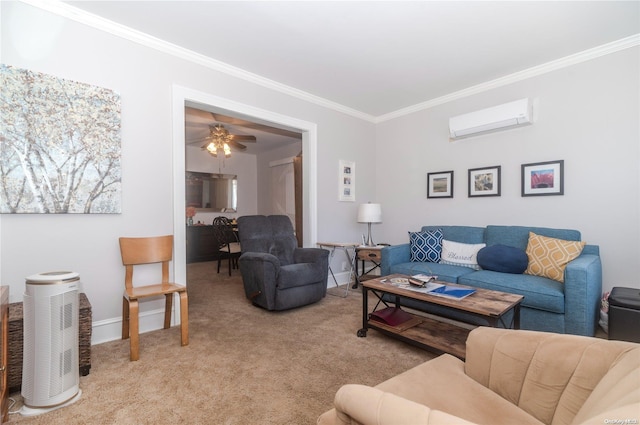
left=237, top=215, right=329, bottom=311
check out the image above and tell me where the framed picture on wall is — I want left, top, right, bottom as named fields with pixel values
left=338, top=160, right=355, bottom=202
left=521, top=160, right=564, bottom=196
left=427, top=171, right=454, bottom=198
left=468, top=165, right=501, bottom=197
left=0, top=65, right=122, bottom=214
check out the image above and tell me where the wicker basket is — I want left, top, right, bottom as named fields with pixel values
left=8, top=293, right=92, bottom=393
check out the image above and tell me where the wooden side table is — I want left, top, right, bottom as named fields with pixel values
left=355, top=245, right=385, bottom=285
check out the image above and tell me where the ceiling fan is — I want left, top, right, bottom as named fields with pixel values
left=187, top=124, right=256, bottom=157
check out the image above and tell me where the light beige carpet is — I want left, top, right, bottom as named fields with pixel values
left=8, top=262, right=434, bottom=424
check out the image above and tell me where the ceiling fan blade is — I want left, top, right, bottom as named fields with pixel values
left=186, top=137, right=211, bottom=145
left=229, top=140, right=247, bottom=151
left=188, top=135, right=211, bottom=141
left=232, top=135, right=256, bottom=142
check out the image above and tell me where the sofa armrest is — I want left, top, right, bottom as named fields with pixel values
left=564, top=254, right=602, bottom=336
left=326, top=384, right=476, bottom=425
left=238, top=252, right=280, bottom=308
left=380, top=244, right=410, bottom=275
left=294, top=247, right=329, bottom=267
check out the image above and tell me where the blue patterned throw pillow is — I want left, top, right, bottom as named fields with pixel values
left=409, top=229, right=443, bottom=263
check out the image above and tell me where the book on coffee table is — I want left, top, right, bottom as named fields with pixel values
left=408, top=274, right=476, bottom=300
left=428, top=285, right=476, bottom=300
left=369, top=307, right=413, bottom=326
left=369, top=307, right=422, bottom=331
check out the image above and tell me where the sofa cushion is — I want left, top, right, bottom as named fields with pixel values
left=409, top=228, right=443, bottom=263
left=485, top=225, right=581, bottom=251
left=572, top=346, right=640, bottom=425
left=525, top=232, right=586, bottom=283
left=465, top=328, right=639, bottom=425
left=477, top=244, right=528, bottom=274
left=422, top=225, right=485, bottom=244
left=439, top=240, right=485, bottom=270
left=459, top=270, right=565, bottom=313
left=374, top=354, right=543, bottom=425
left=278, top=263, right=325, bottom=289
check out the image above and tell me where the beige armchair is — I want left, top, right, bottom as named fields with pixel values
left=318, top=327, right=639, bottom=425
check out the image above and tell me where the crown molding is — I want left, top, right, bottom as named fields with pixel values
left=376, top=34, right=640, bottom=123
left=19, top=1, right=640, bottom=124
left=21, top=0, right=378, bottom=123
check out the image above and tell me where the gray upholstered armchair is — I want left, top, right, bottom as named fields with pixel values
left=237, top=215, right=329, bottom=310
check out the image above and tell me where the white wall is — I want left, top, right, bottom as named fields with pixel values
left=0, top=2, right=375, bottom=343
left=256, top=142, right=302, bottom=214
left=376, top=47, right=640, bottom=293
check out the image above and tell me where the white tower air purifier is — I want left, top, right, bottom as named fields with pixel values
left=21, top=271, right=82, bottom=416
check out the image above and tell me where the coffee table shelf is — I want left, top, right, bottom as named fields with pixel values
left=358, top=274, right=524, bottom=359
left=365, top=314, right=470, bottom=359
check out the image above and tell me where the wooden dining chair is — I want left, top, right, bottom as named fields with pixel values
left=119, top=235, right=188, bottom=361
left=212, top=216, right=242, bottom=275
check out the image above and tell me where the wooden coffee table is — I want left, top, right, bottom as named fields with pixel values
left=357, top=274, right=524, bottom=359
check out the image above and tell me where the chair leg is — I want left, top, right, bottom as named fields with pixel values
left=129, top=300, right=140, bottom=361
left=179, top=291, right=189, bottom=346
left=122, top=296, right=130, bottom=340
left=217, top=257, right=221, bottom=274
left=228, top=255, right=232, bottom=276
left=164, top=293, right=173, bottom=329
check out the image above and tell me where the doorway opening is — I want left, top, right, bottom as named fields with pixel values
left=172, top=85, right=318, bottom=286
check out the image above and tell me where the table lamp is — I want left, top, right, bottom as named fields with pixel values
left=357, top=203, right=382, bottom=247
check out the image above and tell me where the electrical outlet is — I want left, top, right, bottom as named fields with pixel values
left=341, top=261, right=349, bottom=271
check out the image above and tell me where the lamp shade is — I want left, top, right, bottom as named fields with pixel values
left=357, top=203, right=382, bottom=223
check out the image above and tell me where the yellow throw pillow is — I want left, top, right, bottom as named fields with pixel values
left=525, top=232, right=586, bottom=283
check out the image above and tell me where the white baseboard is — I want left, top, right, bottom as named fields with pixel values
left=91, top=307, right=178, bottom=345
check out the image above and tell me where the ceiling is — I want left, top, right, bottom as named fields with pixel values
left=60, top=0, right=638, bottom=153
left=63, top=1, right=639, bottom=119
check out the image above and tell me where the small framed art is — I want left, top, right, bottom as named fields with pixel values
left=521, top=160, right=564, bottom=196
left=338, top=160, right=355, bottom=202
left=468, top=165, right=501, bottom=197
left=427, top=171, right=454, bottom=198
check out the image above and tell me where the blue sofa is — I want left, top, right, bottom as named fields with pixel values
left=380, top=225, right=602, bottom=336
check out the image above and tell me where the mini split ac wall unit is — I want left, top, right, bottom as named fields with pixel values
left=449, top=98, right=532, bottom=140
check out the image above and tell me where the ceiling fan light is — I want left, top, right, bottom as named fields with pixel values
left=196, top=124, right=243, bottom=159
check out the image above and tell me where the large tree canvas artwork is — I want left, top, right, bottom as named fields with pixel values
left=0, top=65, right=121, bottom=213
